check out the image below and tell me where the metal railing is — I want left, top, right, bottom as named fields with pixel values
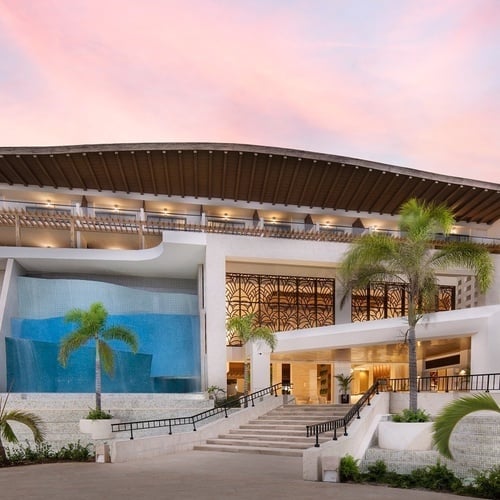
left=381, top=372, right=500, bottom=393
left=305, top=381, right=380, bottom=447
left=111, top=382, right=285, bottom=440
left=0, top=207, right=499, bottom=251
left=305, top=372, right=500, bottom=448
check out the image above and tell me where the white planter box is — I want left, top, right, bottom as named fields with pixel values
left=79, top=418, right=120, bottom=439
left=378, top=421, right=433, bottom=451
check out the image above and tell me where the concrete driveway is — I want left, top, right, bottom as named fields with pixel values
left=0, top=450, right=476, bottom=500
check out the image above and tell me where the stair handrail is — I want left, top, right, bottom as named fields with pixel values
left=305, top=380, right=380, bottom=447
left=111, top=382, right=286, bottom=440
left=305, top=372, right=500, bottom=447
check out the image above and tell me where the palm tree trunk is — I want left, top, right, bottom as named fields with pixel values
left=408, top=286, right=418, bottom=411
left=408, top=324, right=418, bottom=411
left=95, top=340, right=102, bottom=412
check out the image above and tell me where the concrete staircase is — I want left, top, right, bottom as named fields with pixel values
left=194, top=403, right=351, bottom=457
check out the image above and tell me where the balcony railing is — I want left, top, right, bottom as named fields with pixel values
left=0, top=207, right=499, bottom=251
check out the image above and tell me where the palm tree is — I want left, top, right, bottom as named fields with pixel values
left=339, top=198, right=493, bottom=411
left=0, top=392, right=45, bottom=463
left=58, top=302, right=139, bottom=413
left=433, top=393, right=500, bottom=459
left=226, top=313, right=277, bottom=394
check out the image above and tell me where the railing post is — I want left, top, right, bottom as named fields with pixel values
left=315, top=428, right=320, bottom=448
left=130, top=427, right=134, bottom=440
left=333, top=427, right=337, bottom=441
left=486, top=374, right=491, bottom=392
left=192, top=418, right=197, bottom=432
left=169, top=421, right=172, bottom=435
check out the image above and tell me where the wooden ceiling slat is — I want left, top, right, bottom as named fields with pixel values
left=82, top=153, right=101, bottom=191
left=32, top=155, right=58, bottom=187
left=321, top=163, right=345, bottom=209
left=208, top=150, right=213, bottom=199
left=335, top=166, right=360, bottom=209
left=297, top=159, right=316, bottom=207
left=247, top=153, right=258, bottom=203
left=192, top=151, right=198, bottom=199
left=221, top=151, right=227, bottom=200
left=0, top=156, right=17, bottom=185
left=284, top=158, right=301, bottom=206
left=272, top=156, right=287, bottom=205
left=376, top=174, right=401, bottom=213
left=452, top=189, right=488, bottom=217
left=462, top=191, right=499, bottom=222
left=234, top=152, right=242, bottom=201
left=344, top=168, right=373, bottom=209
left=177, top=151, right=185, bottom=197
left=130, top=151, right=144, bottom=195
left=51, top=154, right=73, bottom=189
left=17, top=155, right=43, bottom=187
left=309, top=162, right=330, bottom=208
left=161, top=151, right=171, bottom=195
left=260, top=155, right=273, bottom=204
left=66, top=154, right=87, bottom=190
left=478, top=199, right=500, bottom=224
left=114, top=152, right=130, bottom=193
left=98, top=152, right=115, bottom=192
left=146, top=151, right=157, bottom=196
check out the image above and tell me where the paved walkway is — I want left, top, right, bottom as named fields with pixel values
left=0, top=450, right=475, bottom=500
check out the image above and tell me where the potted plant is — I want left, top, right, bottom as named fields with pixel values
left=58, top=302, right=138, bottom=439
left=207, top=385, right=223, bottom=400
left=379, top=408, right=433, bottom=451
left=335, top=373, right=353, bottom=404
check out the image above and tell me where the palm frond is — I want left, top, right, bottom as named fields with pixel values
left=102, top=326, right=139, bottom=352
left=432, top=242, right=494, bottom=293
left=227, top=314, right=276, bottom=351
left=1, top=410, right=45, bottom=444
left=432, top=393, right=500, bottom=459
left=1, top=421, right=17, bottom=444
left=58, top=330, right=92, bottom=366
left=98, top=340, right=115, bottom=376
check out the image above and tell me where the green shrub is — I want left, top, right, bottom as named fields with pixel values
left=4, top=440, right=94, bottom=466
left=392, top=408, right=431, bottom=422
left=339, top=454, right=360, bottom=482
left=56, top=441, right=94, bottom=461
left=86, top=408, right=113, bottom=420
left=470, top=466, right=500, bottom=499
left=365, top=460, right=387, bottom=482
left=410, top=462, right=462, bottom=492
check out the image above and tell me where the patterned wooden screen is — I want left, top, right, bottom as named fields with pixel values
left=226, top=273, right=335, bottom=345
left=352, top=283, right=455, bottom=322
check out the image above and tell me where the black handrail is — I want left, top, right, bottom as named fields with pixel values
left=111, top=382, right=285, bottom=440
left=305, top=381, right=380, bottom=448
left=305, top=372, right=500, bottom=448
left=381, top=372, right=500, bottom=393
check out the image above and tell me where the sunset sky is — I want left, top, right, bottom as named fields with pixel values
left=0, top=0, right=498, bottom=183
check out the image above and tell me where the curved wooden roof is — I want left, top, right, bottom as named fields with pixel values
left=0, top=142, right=498, bottom=224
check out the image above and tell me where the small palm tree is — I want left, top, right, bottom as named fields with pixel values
left=0, top=393, right=45, bottom=463
left=433, top=393, right=500, bottom=459
left=226, top=313, right=276, bottom=394
left=339, top=198, right=493, bottom=411
left=58, top=302, right=139, bottom=413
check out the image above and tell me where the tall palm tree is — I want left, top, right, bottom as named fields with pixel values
left=433, top=393, right=500, bottom=459
left=339, top=198, right=493, bottom=411
left=226, top=313, right=277, bottom=394
left=58, top=302, right=139, bottom=412
left=0, top=392, right=45, bottom=463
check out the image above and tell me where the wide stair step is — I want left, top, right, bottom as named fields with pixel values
left=194, top=403, right=350, bottom=457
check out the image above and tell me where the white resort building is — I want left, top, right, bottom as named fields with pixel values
left=0, top=142, right=499, bottom=405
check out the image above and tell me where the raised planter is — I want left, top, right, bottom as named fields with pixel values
left=378, top=421, right=433, bottom=451
left=79, top=418, right=120, bottom=439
